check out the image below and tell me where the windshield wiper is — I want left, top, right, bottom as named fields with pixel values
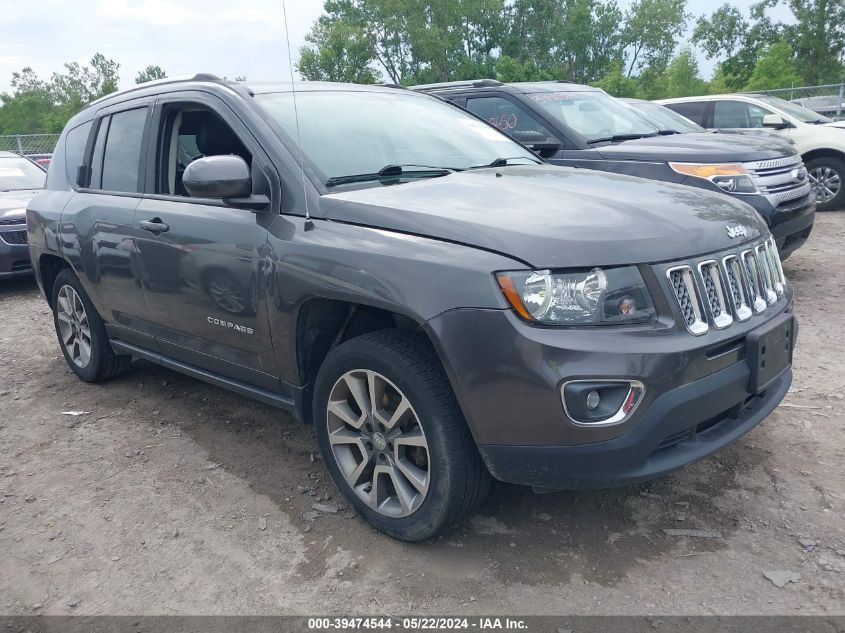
left=657, top=129, right=681, bottom=135
left=325, top=164, right=456, bottom=188
left=586, top=133, right=659, bottom=144
left=467, top=156, right=540, bottom=169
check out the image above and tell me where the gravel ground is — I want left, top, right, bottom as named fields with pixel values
left=0, top=214, right=844, bottom=616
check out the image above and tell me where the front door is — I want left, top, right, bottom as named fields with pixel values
left=133, top=93, right=279, bottom=390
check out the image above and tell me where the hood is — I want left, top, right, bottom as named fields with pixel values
left=597, top=132, right=795, bottom=163
left=320, top=166, right=767, bottom=269
left=822, top=120, right=845, bottom=129
left=0, top=190, right=39, bottom=220
left=713, top=128, right=796, bottom=145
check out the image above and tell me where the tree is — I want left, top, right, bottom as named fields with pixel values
left=299, top=17, right=381, bottom=82
left=136, top=65, right=167, bottom=84
left=744, top=40, right=802, bottom=90
left=0, top=53, right=120, bottom=134
left=621, top=0, right=688, bottom=77
left=663, top=48, right=707, bottom=96
left=595, top=59, right=639, bottom=96
left=774, top=0, right=845, bottom=84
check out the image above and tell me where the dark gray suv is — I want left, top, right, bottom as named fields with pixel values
left=28, top=76, right=796, bottom=540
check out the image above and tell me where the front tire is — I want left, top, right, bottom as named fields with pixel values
left=807, top=156, right=844, bottom=212
left=313, top=330, right=490, bottom=541
left=52, top=268, right=131, bottom=382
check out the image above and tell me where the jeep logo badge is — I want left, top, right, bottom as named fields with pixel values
left=726, top=225, right=748, bottom=239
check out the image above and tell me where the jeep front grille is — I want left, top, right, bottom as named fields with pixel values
left=665, top=238, right=785, bottom=335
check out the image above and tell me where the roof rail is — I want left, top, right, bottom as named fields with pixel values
left=86, top=73, right=229, bottom=108
left=411, top=78, right=504, bottom=91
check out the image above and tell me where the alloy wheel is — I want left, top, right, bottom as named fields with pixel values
left=809, top=165, right=841, bottom=204
left=56, top=285, right=91, bottom=368
left=326, top=369, right=430, bottom=518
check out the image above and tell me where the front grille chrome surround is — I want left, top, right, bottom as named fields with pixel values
left=697, top=260, right=733, bottom=329
left=664, top=238, right=786, bottom=335
left=721, top=255, right=753, bottom=322
left=667, top=266, right=708, bottom=335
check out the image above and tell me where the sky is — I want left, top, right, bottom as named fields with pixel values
left=0, top=0, right=793, bottom=94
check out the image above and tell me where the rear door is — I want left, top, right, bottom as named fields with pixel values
left=132, top=90, right=279, bottom=390
left=59, top=100, right=155, bottom=348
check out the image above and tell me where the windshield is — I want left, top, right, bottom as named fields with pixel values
left=256, top=90, right=539, bottom=185
left=0, top=156, right=46, bottom=191
left=625, top=100, right=704, bottom=133
left=527, top=90, right=660, bottom=142
left=755, top=95, right=833, bottom=124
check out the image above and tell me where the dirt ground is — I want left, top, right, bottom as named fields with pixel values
left=1, top=214, right=844, bottom=617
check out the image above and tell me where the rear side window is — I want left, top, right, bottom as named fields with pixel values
left=100, top=107, right=148, bottom=193
left=63, top=121, right=92, bottom=186
left=712, top=100, right=772, bottom=128
left=664, top=101, right=708, bottom=126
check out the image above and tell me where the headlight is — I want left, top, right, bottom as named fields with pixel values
left=496, top=266, right=656, bottom=325
left=669, top=162, right=758, bottom=194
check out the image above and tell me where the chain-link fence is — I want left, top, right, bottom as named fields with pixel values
left=755, top=83, right=845, bottom=120
left=0, top=133, right=61, bottom=156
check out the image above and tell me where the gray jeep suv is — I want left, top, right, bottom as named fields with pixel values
left=28, top=76, right=796, bottom=540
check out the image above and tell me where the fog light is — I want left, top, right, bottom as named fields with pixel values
left=562, top=380, right=645, bottom=426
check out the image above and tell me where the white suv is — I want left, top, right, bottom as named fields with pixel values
left=658, top=93, right=845, bottom=211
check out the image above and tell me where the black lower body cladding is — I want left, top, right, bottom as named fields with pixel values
left=424, top=297, right=795, bottom=490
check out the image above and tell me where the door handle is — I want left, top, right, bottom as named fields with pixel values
left=138, top=218, right=170, bottom=233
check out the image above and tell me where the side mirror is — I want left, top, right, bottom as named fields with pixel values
left=762, top=114, right=789, bottom=129
left=512, top=130, right=561, bottom=154
left=183, top=155, right=252, bottom=199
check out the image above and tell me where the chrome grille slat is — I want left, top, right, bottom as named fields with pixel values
left=698, top=261, right=732, bottom=329
left=722, top=255, right=752, bottom=322
left=756, top=245, right=777, bottom=305
left=743, top=156, right=810, bottom=206
left=667, top=266, right=708, bottom=335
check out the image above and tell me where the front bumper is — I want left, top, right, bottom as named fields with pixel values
left=744, top=193, right=815, bottom=259
left=479, top=363, right=790, bottom=490
left=425, top=292, right=795, bottom=490
left=0, top=231, right=32, bottom=278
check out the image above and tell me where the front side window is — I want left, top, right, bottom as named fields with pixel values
left=527, top=90, right=659, bottom=143
left=255, top=90, right=538, bottom=186
left=664, top=101, right=708, bottom=126
left=713, top=101, right=772, bottom=128
left=465, top=96, right=556, bottom=140
left=156, top=107, right=252, bottom=196
left=100, top=107, right=148, bottom=193
left=0, top=155, right=46, bottom=191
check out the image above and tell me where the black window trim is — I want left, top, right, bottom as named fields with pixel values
left=77, top=97, right=155, bottom=198
left=62, top=119, right=95, bottom=190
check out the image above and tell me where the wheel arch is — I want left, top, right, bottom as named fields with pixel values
left=801, top=147, right=845, bottom=164
left=294, top=298, right=445, bottom=425
left=38, top=254, right=72, bottom=310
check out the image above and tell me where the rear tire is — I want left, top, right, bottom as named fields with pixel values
left=313, top=330, right=490, bottom=541
left=51, top=268, right=131, bottom=382
left=806, top=156, right=844, bottom=212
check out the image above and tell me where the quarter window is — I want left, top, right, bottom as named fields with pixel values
left=100, top=107, right=148, bottom=193
left=63, top=121, right=92, bottom=186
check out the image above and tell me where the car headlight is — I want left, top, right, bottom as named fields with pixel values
left=496, top=266, right=656, bottom=325
left=669, top=162, right=758, bottom=194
